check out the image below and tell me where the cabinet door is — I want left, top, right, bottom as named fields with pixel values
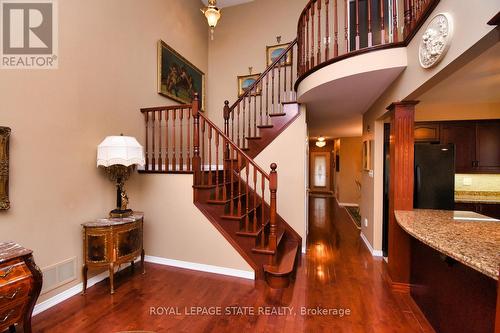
left=476, top=121, right=500, bottom=172
left=478, top=203, right=500, bottom=220
left=440, top=123, right=475, bottom=173
left=415, top=122, right=440, bottom=143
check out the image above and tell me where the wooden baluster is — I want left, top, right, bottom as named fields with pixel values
left=201, top=117, right=205, bottom=184
left=242, top=96, right=246, bottom=148
left=311, top=4, right=315, bottom=67
left=334, top=0, right=338, bottom=56
left=344, top=0, right=349, bottom=52
left=237, top=104, right=241, bottom=148
left=245, top=162, right=250, bottom=231
left=215, top=132, right=219, bottom=200
left=231, top=105, right=235, bottom=143
left=158, top=111, right=162, bottom=171
left=187, top=108, right=191, bottom=171
left=392, top=0, right=398, bottom=42
left=306, top=10, right=310, bottom=71
left=172, top=108, right=176, bottom=171
left=410, top=0, right=416, bottom=29
left=229, top=146, right=235, bottom=213
left=367, top=0, right=372, bottom=46
left=271, top=67, right=275, bottom=114
left=380, top=0, right=386, bottom=44
left=192, top=94, right=201, bottom=186
left=222, top=138, right=227, bottom=201
left=145, top=112, right=149, bottom=171
left=253, top=88, right=257, bottom=136
left=355, top=0, right=360, bottom=50
left=237, top=153, right=242, bottom=217
left=290, top=48, right=294, bottom=99
left=208, top=126, right=212, bottom=186
left=152, top=111, right=156, bottom=171
left=283, top=55, right=287, bottom=103
left=269, top=163, right=278, bottom=252
left=248, top=94, right=251, bottom=138
left=317, top=0, right=321, bottom=65
left=403, top=0, right=411, bottom=37
left=325, top=0, right=330, bottom=60
left=253, top=166, right=257, bottom=233
left=259, top=80, right=263, bottom=125
left=265, top=74, right=269, bottom=124
left=223, top=101, right=230, bottom=159
left=165, top=110, right=169, bottom=172
left=260, top=173, right=265, bottom=248
left=179, top=108, right=184, bottom=170
left=278, top=54, right=282, bottom=113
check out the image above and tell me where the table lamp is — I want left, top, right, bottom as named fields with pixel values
left=97, top=135, right=145, bottom=218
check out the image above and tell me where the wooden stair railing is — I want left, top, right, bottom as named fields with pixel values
left=140, top=95, right=301, bottom=287
left=224, top=39, right=299, bottom=153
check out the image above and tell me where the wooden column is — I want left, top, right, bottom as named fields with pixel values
left=387, top=101, right=418, bottom=290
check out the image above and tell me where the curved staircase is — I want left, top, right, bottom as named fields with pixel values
left=139, top=39, right=302, bottom=287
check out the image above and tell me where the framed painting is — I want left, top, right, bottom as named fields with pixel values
left=266, top=43, right=293, bottom=66
left=157, top=40, right=205, bottom=110
left=0, top=127, right=10, bottom=210
left=237, top=74, right=262, bottom=97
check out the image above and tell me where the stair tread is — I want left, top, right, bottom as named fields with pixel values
left=269, top=112, right=286, bottom=117
left=257, top=124, right=274, bottom=129
left=207, top=192, right=246, bottom=205
left=252, top=227, right=286, bottom=254
left=245, top=136, right=262, bottom=140
left=263, top=241, right=299, bottom=276
left=221, top=204, right=261, bottom=220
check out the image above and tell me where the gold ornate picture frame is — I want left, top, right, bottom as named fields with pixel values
left=237, top=74, right=262, bottom=97
left=266, top=43, right=293, bottom=66
left=0, top=127, right=11, bottom=210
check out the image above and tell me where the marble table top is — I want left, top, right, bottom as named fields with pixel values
left=82, top=212, right=144, bottom=228
left=395, top=209, right=500, bottom=280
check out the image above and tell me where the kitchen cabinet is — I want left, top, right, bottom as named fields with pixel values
left=440, top=122, right=476, bottom=173
left=414, top=123, right=440, bottom=143
left=475, top=121, right=500, bottom=172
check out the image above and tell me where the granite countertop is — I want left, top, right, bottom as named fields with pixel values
left=395, top=209, right=500, bottom=280
left=455, top=190, right=500, bottom=204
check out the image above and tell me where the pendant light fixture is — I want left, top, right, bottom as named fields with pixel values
left=201, top=0, right=221, bottom=40
left=315, top=136, right=326, bottom=148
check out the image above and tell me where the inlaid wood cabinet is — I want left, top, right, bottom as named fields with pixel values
left=415, top=120, right=500, bottom=173
left=0, top=242, right=42, bottom=333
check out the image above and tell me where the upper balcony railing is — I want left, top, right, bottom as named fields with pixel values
left=296, top=0, right=439, bottom=83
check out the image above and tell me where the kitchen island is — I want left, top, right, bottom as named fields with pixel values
left=395, top=209, right=499, bottom=333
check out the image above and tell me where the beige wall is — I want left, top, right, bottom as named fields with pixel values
left=360, top=0, right=500, bottom=251
left=127, top=174, right=252, bottom=271
left=0, top=0, right=212, bottom=302
left=336, top=137, right=362, bottom=205
left=206, top=0, right=305, bottom=127
left=254, top=105, right=308, bottom=250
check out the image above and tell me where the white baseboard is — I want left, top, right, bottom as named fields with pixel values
left=360, top=232, right=383, bottom=257
left=144, top=255, right=255, bottom=280
left=33, top=256, right=254, bottom=317
left=338, top=202, right=359, bottom=207
left=33, top=261, right=136, bottom=316
left=301, top=245, right=306, bottom=254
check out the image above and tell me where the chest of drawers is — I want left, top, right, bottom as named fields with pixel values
left=0, top=242, right=42, bottom=333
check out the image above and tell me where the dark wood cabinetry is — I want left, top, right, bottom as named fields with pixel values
left=454, top=202, right=500, bottom=219
left=415, top=120, right=500, bottom=173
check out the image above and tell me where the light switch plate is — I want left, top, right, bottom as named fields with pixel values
left=364, top=218, right=368, bottom=227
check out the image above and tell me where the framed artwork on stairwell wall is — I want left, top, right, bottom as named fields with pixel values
left=237, top=74, right=262, bottom=97
left=266, top=42, right=293, bottom=66
left=0, top=127, right=10, bottom=210
left=157, top=40, right=205, bottom=111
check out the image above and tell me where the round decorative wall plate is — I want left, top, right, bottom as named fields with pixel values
left=419, top=13, right=453, bottom=69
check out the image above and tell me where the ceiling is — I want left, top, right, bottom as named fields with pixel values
left=417, top=42, right=500, bottom=106
left=201, top=0, right=254, bottom=8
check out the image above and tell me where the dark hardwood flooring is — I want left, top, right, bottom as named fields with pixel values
left=30, top=197, right=433, bottom=333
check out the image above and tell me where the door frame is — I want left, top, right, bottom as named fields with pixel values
left=310, top=151, right=331, bottom=192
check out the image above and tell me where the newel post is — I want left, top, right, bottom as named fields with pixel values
left=269, top=163, right=278, bottom=252
left=223, top=100, right=230, bottom=159
left=192, top=93, right=201, bottom=186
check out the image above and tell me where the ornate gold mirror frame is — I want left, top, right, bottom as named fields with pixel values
left=0, top=127, right=11, bottom=210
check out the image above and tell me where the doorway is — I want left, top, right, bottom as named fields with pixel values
left=310, top=152, right=331, bottom=193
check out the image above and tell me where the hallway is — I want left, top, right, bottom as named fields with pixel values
left=32, top=197, right=432, bottom=333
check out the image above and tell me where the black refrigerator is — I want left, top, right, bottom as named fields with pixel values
left=414, top=144, right=455, bottom=210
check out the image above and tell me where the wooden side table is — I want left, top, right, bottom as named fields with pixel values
left=0, top=242, right=42, bottom=333
left=81, top=212, right=144, bottom=294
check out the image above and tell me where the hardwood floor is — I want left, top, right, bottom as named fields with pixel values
left=30, top=197, right=433, bottom=333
